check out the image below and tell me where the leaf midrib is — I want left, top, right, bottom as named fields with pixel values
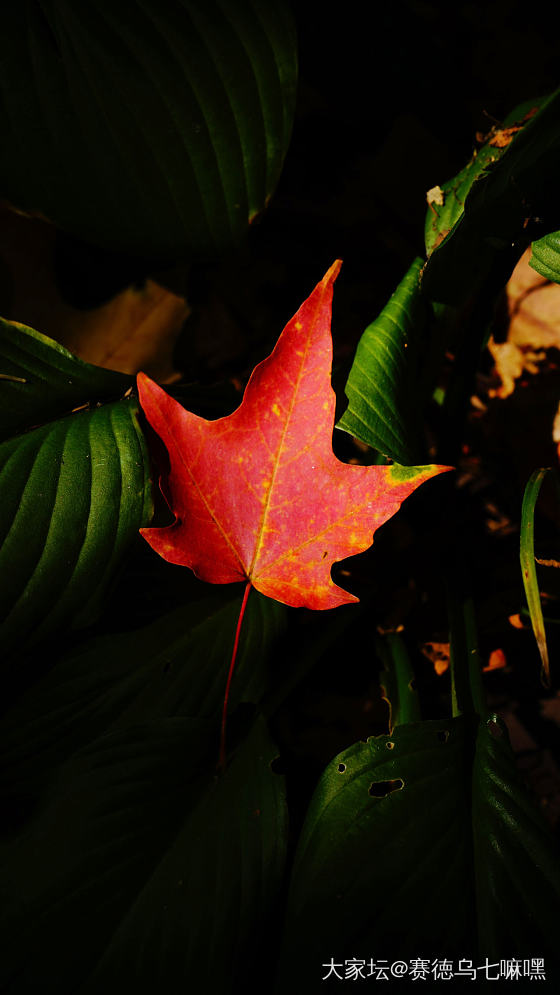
left=248, top=294, right=322, bottom=582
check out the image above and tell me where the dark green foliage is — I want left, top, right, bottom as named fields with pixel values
left=1, top=715, right=287, bottom=995
left=423, top=88, right=560, bottom=303
left=337, top=258, right=427, bottom=464
left=277, top=714, right=560, bottom=993
left=0, top=320, right=152, bottom=654
left=0, top=0, right=297, bottom=258
left=1, top=11, right=559, bottom=993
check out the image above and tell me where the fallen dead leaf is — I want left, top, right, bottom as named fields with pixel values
left=508, top=613, right=526, bottom=630
left=421, top=641, right=450, bottom=675
left=0, top=204, right=189, bottom=382
left=488, top=247, right=560, bottom=399
left=483, top=647, right=507, bottom=672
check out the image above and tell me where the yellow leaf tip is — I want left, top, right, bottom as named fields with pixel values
left=324, top=259, right=343, bottom=284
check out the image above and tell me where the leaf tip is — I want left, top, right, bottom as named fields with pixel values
left=136, top=370, right=151, bottom=392
left=388, top=462, right=453, bottom=484
left=323, top=259, right=343, bottom=285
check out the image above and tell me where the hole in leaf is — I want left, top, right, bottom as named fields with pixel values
left=369, top=778, right=404, bottom=797
left=386, top=741, right=395, bottom=750
left=337, top=763, right=346, bottom=773
left=409, top=678, right=417, bottom=691
left=437, top=729, right=450, bottom=743
left=487, top=717, right=504, bottom=738
left=270, top=756, right=287, bottom=774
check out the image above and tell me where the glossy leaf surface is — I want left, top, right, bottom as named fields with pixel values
left=277, top=715, right=560, bottom=993
left=138, top=263, right=448, bottom=609
left=0, top=317, right=131, bottom=442
left=0, top=0, right=297, bottom=258
left=0, top=399, right=152, bottom=653
left=0, top=320, right=152, bottom=654
left=337, top=258, right=427, bottom=463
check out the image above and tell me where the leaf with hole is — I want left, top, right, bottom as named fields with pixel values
left=276, top=714, right=560, bottom=993
left=422, top=91, right=560, bottom=304
left=424, top=100, right=539, bottom=259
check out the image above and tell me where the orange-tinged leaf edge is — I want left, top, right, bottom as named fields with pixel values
left=137, top=263, right=452, bottom=611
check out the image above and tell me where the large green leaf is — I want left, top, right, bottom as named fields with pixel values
left=337, top=258, right=428, bottom=463
left=0, top=317, right=131, bottom=442
left=422, top=88, right=560, bottom=304
left=0, top=0, right=297, bottom=258
left=0, top=589, right=285, bottom=811
left=0, top=398, right=152, bottom=653
left=0, top=317, right=152, bottom=654
left=0, top=715, right=287, bottom=995
left=277, top=715, right=560, bottom=992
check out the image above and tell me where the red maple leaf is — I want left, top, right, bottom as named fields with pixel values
left=137, top=261, right=449, bottom=762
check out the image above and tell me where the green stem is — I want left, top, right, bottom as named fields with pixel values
left=379, top=633, right=421, bottom=731
left=447, top=587, right=486, bottom=717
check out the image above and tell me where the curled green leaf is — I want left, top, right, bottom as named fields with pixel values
left=337, top=258, right=427, bottom=464
left=520, top=467, right=557, bottom=685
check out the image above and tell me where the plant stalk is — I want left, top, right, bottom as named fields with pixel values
left=219, top=580, right=252, bottom=770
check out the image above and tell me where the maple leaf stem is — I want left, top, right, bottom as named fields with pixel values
left=219, top=579, right=252, bottom=770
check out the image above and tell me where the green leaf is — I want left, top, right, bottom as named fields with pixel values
left=277, top=715, right=560, bottom=991
left=0, top=715, right=287, bottom=995
left=0, top=317, right=131, bottom=442
left=530, top=231, right=560, bottom=282
left=0, top=590, right=285, bottom=809
left=0, top=0, right=297, bottom=258
left=0, top=397, right=152, bottom=654
left=424, top=99, right=539, bottom=259
left=337, top=258, right=428, bottom=463
left=422, top=90, right=560, bottom=304
left=472, top=715, right=560, bottom=959
left=520, top=468, right=555, bottom=685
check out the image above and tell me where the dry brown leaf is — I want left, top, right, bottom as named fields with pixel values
left=483, top=647, right=507, bottom=672
left=0, top=204, right=189, bottom=382
left=55, top=280, right=190, bottom=381
left=421, top=641, right=450, bottom=675
left=487, top=125, right=524, bottom=148
left=553, top=401, right=560, bottom=459
left=508, top=613, right=526, bottom=629
left=488, top=247, right=560, bottom=399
